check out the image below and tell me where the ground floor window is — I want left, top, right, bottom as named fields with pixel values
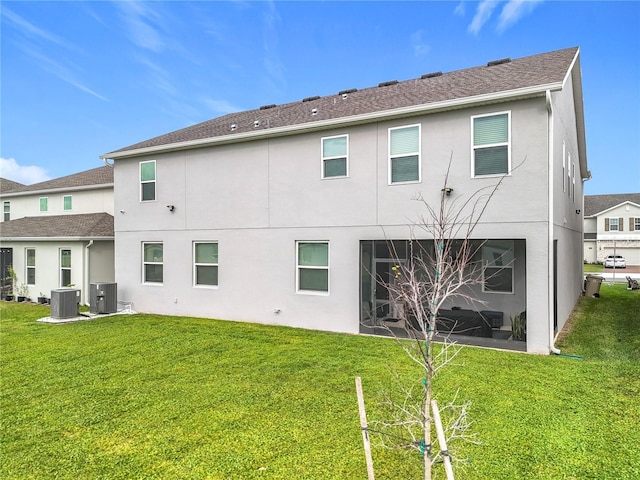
left=194, top=242, right=218, bottom=286
left=296, top=241, right=329, bottom=293
left=26, top=248, right=36, bottom=285
left=60, top=249, right=71, bottom=286
left=143, top=242, right=163, bottom=284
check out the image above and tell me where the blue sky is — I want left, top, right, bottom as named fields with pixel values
left=1, top=1, right=638, bottom=195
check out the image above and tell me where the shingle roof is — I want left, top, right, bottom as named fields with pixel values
left=2, top=165, right=113, bottom=193
left=0, top=178, right=26, bottom=194
left=105, top=47, right=579, bottom=157
left=584, top=193, right=640, bottom=216
left=0, top=213, right=114, bottom=239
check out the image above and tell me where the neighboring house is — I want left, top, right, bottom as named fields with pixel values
left=583, top=194, right=640, bottom=265
left=0, top=166, right=115, bottom=304
left=101, top=47, right=588, bottom=354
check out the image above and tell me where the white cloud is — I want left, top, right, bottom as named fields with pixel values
left=0, top=158, right=50, bottom=185
left=468, top=0, right=500, bottom=35
left=201, top=98, right=243, bottom=115
left=117, top=1, right=165, bottom=52
left=454, top=1, right=466, bottom=16
left=497, top=0, right=544, bottom=33
left=411, top=30, right=431, bottom=57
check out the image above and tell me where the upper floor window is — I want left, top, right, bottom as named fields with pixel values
left=482, top=240, right=514, bottom=294
left=40, top=197, right=48, bottom=212
left=3, top=201, right=10, bottom=221
left=389, top=124, right=420, bottom=184
left=605, top=218, right=622, bottom=232
left=472, top=112, right=510, bottom=177
left=321, top=135, right=348, bottom=179
left=297, top=241, right=329, bottom=293
left=60, top=249, right=71, bottom=287
left=26, top=248, right=36, bottom=285
left=633, top=218, right=640, bottom=231
left=194, top=242, right=218, bottom=287
left=63, top=195, right=72, bottom=211
left=140, top=160, right=156, bottom=202
left=142, top=242, right=163, bottom=284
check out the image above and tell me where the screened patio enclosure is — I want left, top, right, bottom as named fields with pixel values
left=359, top=239, right=528, bottom=351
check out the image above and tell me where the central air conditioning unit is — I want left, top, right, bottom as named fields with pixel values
left=90, top=282, right=117, bottom=314
left=51, top=288, right=81, bottom=319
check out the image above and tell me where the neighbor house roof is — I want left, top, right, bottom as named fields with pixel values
left=584, top=194, right=640, bottom=217
left=0, top=178, right=26, bottom=194
left=0, top=166, right=113, bottom=198
left=0, top=213, right=114, bottom=240
left=103, top=47, right=583, bottom=163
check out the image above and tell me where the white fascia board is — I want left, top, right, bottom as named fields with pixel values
left=0, top=236, right=114, bottom=242
left=102, top=83, right=562, bottom=160
left=1, top=183, right=114, bottom=199
left=592, top=201, right=640, bottom=217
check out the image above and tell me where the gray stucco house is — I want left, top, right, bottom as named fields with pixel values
left=102, top=47, right=588, bottom=354
left=0, top=167, right=115, bottom=304
left=583, top=193, right=640, bottom=265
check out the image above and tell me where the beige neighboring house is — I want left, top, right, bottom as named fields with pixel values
left=0, top=166, right=115, bottom=304
left=583, top=193, right=640, bottom=266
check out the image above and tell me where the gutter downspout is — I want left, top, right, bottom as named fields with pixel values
left=546, top=90, right=561, bottom=355
left=84, top=240, right=94, bottom=305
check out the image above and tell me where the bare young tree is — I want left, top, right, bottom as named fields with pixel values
left=364, top=159, right=508, bottom=480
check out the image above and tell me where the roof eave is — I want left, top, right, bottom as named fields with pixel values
left=102, top=83, right=562, bottom=160
left=0, top=236, right=115, bottom=242
left=0, top=183, right=114, bottom=199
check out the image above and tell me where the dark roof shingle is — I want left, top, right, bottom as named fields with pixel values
left=105, top=47, right=579, bottom=156
left=20, top=166, right=113, bottom=192
left=0, top=178, right=26, bottom=194
left=0, top=213, right=114, bottom=239
left=584, top=193, right=640, bottom=216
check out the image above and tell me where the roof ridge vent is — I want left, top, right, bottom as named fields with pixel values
left=487, top=57, right=511, bottom=67
left=302, top=96, right=320, bottom=102
left=338, top=88, right=357, bottom=95
left=259, top=104, right=276, bottom=110
left=421, top=71, right=443, bottom=79
left=378, top=80, right=398, bottom=87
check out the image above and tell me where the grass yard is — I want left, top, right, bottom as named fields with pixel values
left=1, top=284, right=639, bottom=479
left=583, top=263, right=603, bottom=273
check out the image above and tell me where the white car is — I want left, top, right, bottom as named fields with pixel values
left=604, top=255, right=626, bottom=268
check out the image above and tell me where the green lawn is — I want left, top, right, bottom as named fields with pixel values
left=1, top=285, right=639, bottom=479
left=583, top=263, right=604, bottom=273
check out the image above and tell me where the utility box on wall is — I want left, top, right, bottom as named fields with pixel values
left=51, top=288, right=81, bottom=319
left=90, top=282, right=117, bottom=314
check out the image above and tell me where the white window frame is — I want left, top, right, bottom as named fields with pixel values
left=142, top=242, right=163, bottom=285
left=388, top=124, right=421, bottom=185
left=321, top=134, right=349, bottom=179
left=567, top=152, right=572, bottom=198
left=193, top=242, right=219, bottom=288
left=63, top=195, right=72, bottom=211
left=60, top=249, right=72, bottom=287
left=471, top=111, right=511, bottom=178
left=140, top=160, right=157, bottom=202
left=3, top=201, right=10, bottom=221
left=296, top=241, right=330, bottom=295
left=26, top=248, right=36, bottom=286
left=634, top=218, right=640, bottom=231
left=608, top=217, right=619, bottom=231
left=481, top=240, right=514, bottom=294
left=40, top=197, right=48, bottom=212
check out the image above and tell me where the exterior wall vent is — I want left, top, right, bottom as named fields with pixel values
left=254, top=120, right=261, bottom=128
left=378, top=80, right=398, bottom=87
left=311, top=108, right=318, bottom=115
left=421, top=71, right=443, bottom=79
left=230, top=124, right=238, bottom=131
left=259, top=104, right=276, bottom=110
left=302, top=96, right=320, bottom=102
left=487, top=58, right=511, bottom=67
